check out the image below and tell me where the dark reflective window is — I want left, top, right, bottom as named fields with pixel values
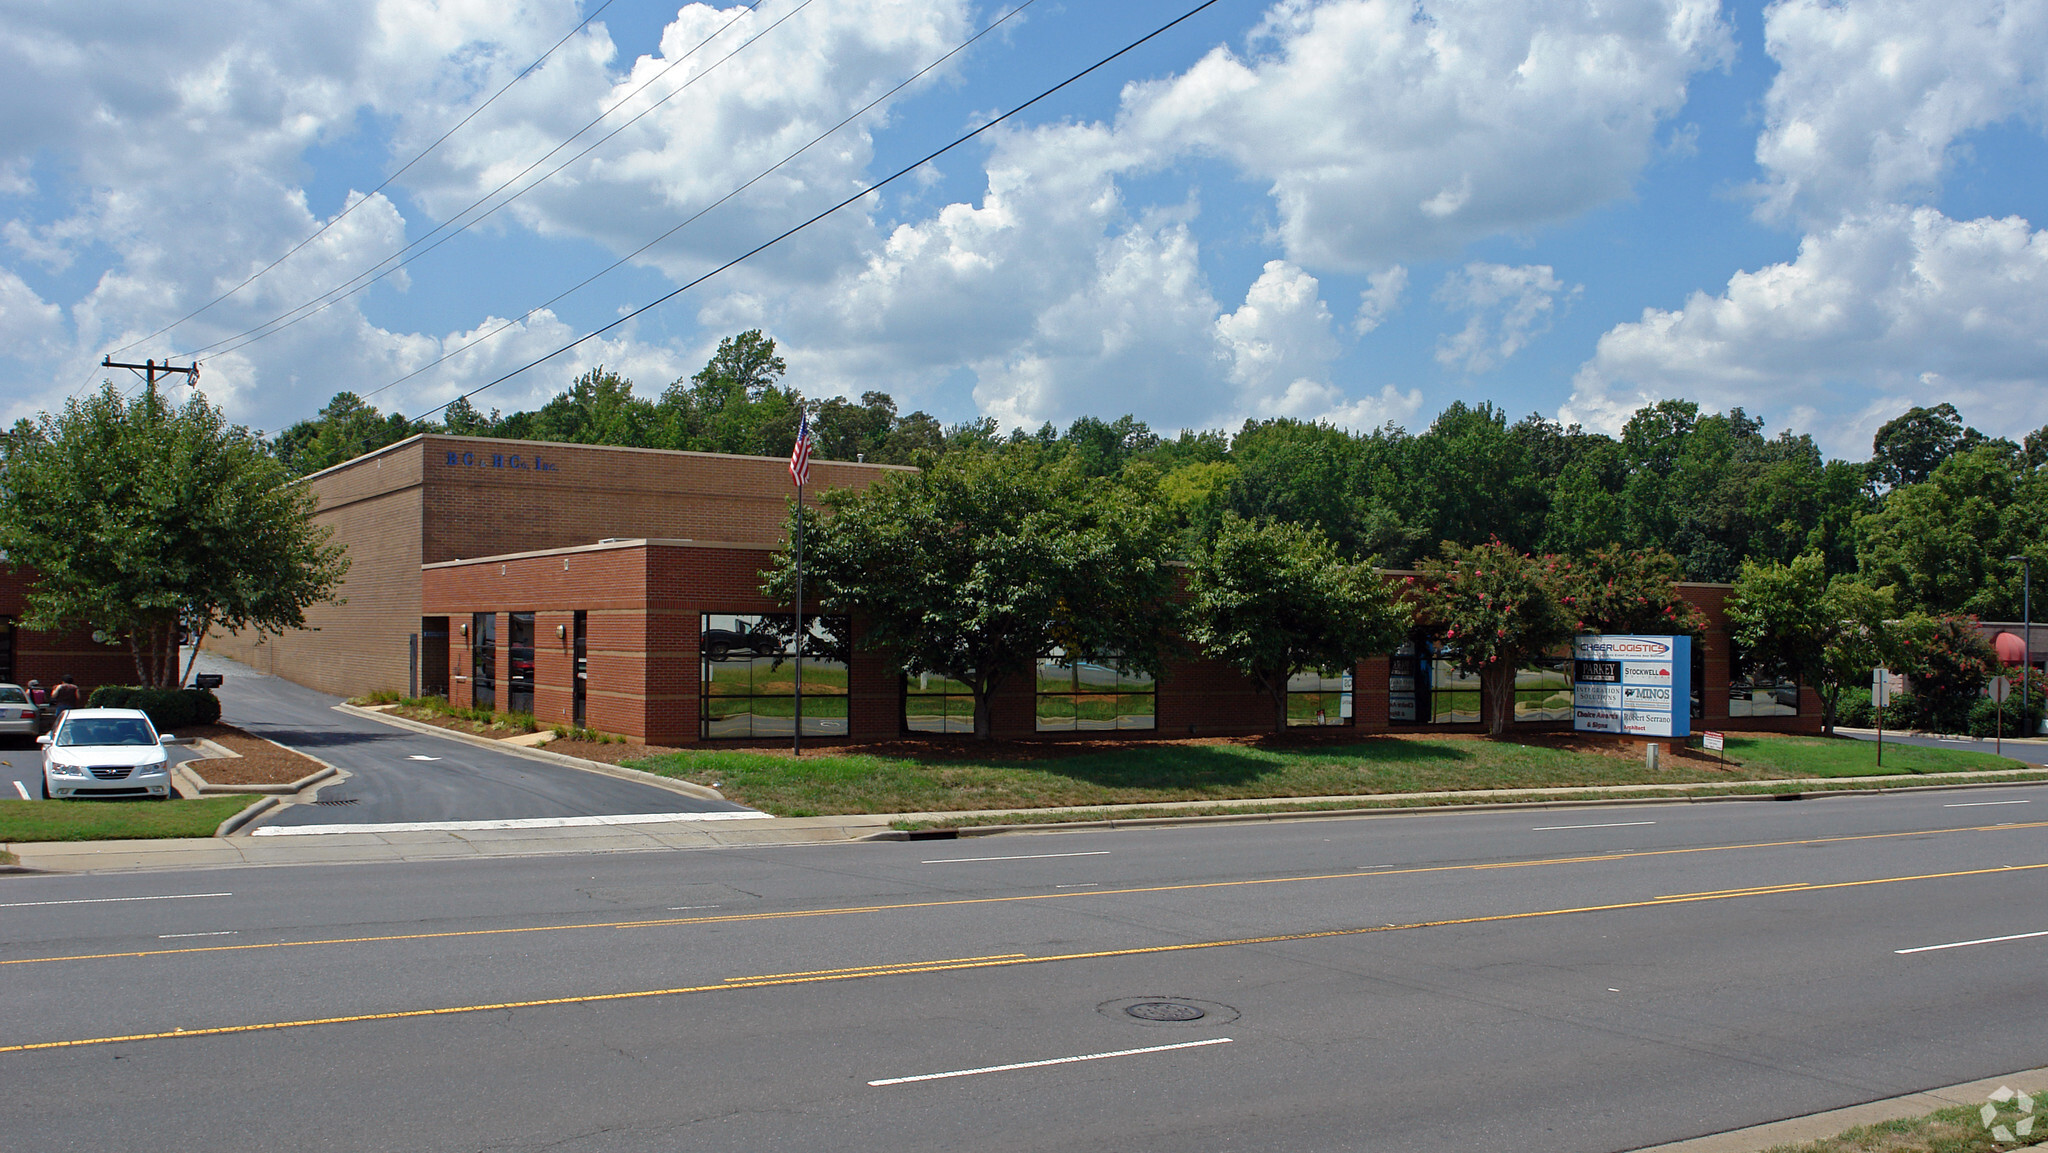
left=471, top=613, right=496, bottom=711
left=1513, top=653, right=1574, bottom=723
left=507, top=612, right=535, bottom=716
left=1426, top=648, right=1481, bottom=724
left=573, top=611, right=587, bottom=728
left=1035, top=650, right=1155, bottom=732
left=700, top=613, right=849, bottom=739
left=905, top=671, right=975, bottom=734
left=1286, top=667, right=1354, bottom=727
left=1730, top=645, right=1799, bottom=717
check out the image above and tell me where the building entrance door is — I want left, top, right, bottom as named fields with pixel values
left=573, top=611, right=587, bottom=728
left=420, top=617, right=449, bottom=698
left=508, top=612, right=535, bottom=715
left=472, top=613, right=496, bottom=711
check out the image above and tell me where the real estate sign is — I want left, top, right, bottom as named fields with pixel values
left=1572, top=634, right=1692, bottom=738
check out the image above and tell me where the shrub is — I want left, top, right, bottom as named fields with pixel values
left=1966, top=673, right=2045, bottom=738
left=85, top=686, right=220, bottom=730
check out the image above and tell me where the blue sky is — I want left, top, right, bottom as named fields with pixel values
left=4, top=0, right=2046, bottom=457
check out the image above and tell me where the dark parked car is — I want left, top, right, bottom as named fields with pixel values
left=700, top=622, right=784, bottom=660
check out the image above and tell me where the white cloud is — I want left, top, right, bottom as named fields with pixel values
left=1354, top=266, right=1408, bottom=334
left=1565, top=206, right=2048, bottom=450
left=0, top=270, right=63, bottom=364
left=1754, top=0, right=2048, bottom=224
left=1434, top=262, right=1577, bottom=373
left=0, top=0, right=1745, bottom=437
left=1121, top=0, right=1733, bottom=269
left=721, top=0, right=1728, bottom=426
left=1218, top=260, right=1341, bottom=414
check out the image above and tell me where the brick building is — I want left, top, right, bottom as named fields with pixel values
left=212, top=432, right=1823, bottom=745
left=0, top=568, right=145, bottom=697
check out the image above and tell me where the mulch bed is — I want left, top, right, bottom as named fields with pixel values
left=181, top=723, right=329, bottom=786
left=543, top=738, right=685, bottom=766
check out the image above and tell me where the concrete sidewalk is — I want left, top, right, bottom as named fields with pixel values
left=9, top=764, right=2048, bottom=874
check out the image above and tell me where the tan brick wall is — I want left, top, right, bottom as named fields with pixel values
left=211, top=441, right=426, bottom=697
left=217, top=434, right=902, bottom=700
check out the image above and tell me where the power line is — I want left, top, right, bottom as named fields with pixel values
left=410, top=0, right=1228, bottom=427
left=170, top=0, right=792, bottom=365
left=357, top=0, right=1043, bottom=407
left=102, top=0, right=619, bottom=365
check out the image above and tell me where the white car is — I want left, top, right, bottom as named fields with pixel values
left=40, top=708, right=180, bottom=800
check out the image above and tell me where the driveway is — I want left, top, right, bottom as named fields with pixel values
left=185, top=651, right=751, bottom=828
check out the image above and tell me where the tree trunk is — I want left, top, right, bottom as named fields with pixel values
left=180, top=622, right=210, bottom=687
left=1481, top=660, right=1516, bottom=736
left=1820, top=682, right=1838, bottom=736
left=972, top=689, right=992, bottom=740
left=129, top=632, right=149, bottom=688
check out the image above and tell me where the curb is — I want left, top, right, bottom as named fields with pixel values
left=329, top=703, right=729, bottom=804
left=181, top=764, right=338, bottom=797
left=1624, top=1062, right=2048, bottom=1152
left=215, top=795, right=280, bottom=837
left=861, top=772, right=2048, bottom=839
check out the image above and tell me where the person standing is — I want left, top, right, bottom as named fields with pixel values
left=49, top=674, right=79, bottom=728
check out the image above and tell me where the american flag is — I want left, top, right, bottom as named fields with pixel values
left=788, top=411, right=813, bottom=488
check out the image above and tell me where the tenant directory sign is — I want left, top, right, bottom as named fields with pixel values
left=1572, top=634, right=1691, bottom=738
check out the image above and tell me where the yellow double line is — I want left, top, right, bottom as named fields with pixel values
left=4, top=858, right=2043, bottom=1056
left=8, top=819, right=2044, bottom=971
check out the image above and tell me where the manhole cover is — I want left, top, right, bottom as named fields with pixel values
left=1125, top=1001, right=1205, bottom=1022
left=1098, top=996, right=1239, bottom=1027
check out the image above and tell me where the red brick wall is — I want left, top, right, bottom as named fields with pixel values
left=0, top=566, right=190, bottom=694
left=420, top=548, right=1818, bottom=744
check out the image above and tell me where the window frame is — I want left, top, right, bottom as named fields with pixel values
left=699, top=612, right=851, bottom=740
left=1034, top=649, right=1156, bottom=733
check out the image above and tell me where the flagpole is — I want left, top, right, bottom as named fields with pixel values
left=793, top=476, right=804, bottom=758
left=789, top=411, right=811, bottom=758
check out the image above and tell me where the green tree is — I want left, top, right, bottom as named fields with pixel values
left=764, top=450, right=1178, bottom=740
left=1226, top=418, right=1413, bottom=562
left=525, top=367, right=657, bottom=446
left=1856, top=444, right=2020, bottom=616
left=1868, top=402, right=1983, bottom=489
left=1561, top=547, right=1708, bottom=636
left=1409, top=541, right=1576, bottom=736
left=1409, top=401, right=1545, bottom=552
left=658, top=330, right=803, bottom=456
left=272, top=391, right=413, bottom=476
left=1725, top=553, right=1900, bottom=734
left=1185, top=516, right=1410, bottom=734
left=0, top=385, right=349, bottom=687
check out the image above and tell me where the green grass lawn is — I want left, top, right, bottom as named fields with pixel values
left=1711, top=735, right=2011, bottom=778
left=625, top=733, right=2032, bottom=818
left=0, top=796, right=252, bottom=843
left=1761, top=1100, right=2023, bottom=1152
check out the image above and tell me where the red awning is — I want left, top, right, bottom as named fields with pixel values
left=1994, top=631, right=2029, bottom=664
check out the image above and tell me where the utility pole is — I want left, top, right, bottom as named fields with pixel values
left=100, top=356, right=199, bottom=408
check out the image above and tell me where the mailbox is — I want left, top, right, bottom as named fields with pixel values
left=193, top=673, right=224, bottom=690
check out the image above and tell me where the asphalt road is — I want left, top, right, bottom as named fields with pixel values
left=5, top=786, right=2046, bottom=1152
left=192, top=652, right=750, bottom=826
left=1840, top=727, right=2048, bottom=765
